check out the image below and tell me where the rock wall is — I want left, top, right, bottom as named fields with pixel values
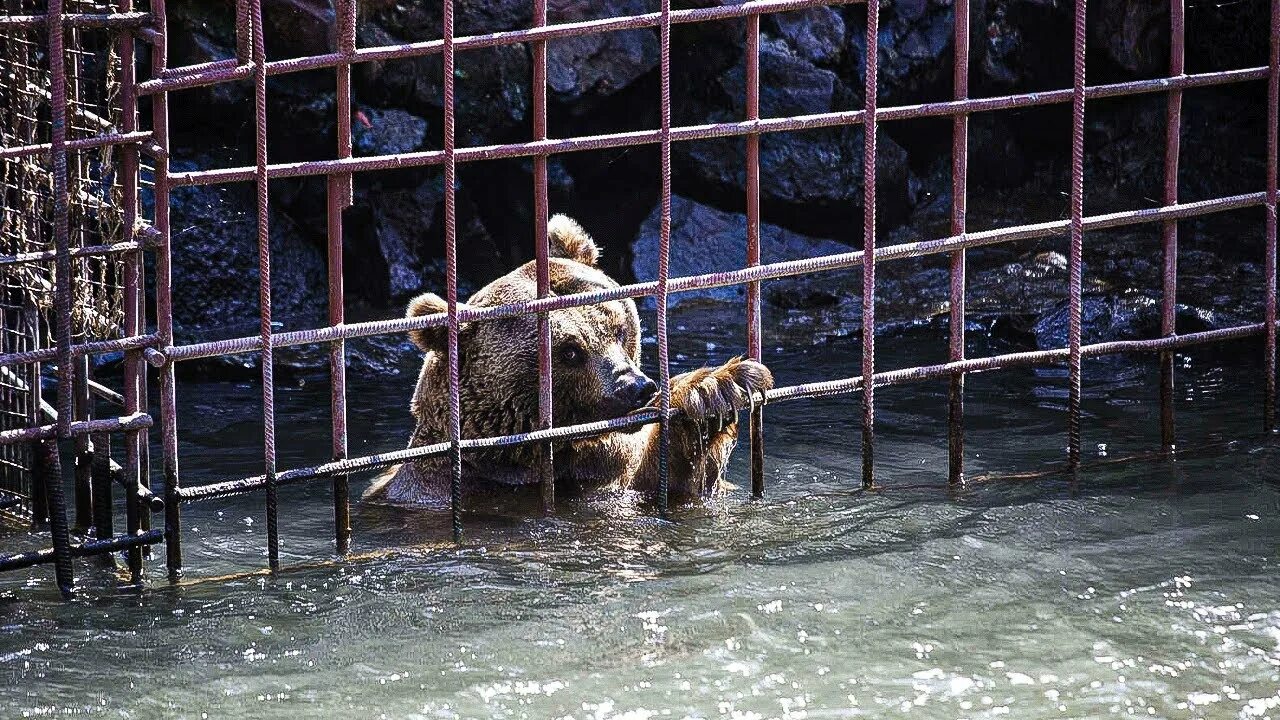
left=157, top=0, right=1272, bottom=357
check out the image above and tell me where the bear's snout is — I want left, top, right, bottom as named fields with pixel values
left=613, top=370, right=658, bottom=411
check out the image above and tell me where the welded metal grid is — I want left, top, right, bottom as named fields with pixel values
left=0, top=0, right=1277, bottom=593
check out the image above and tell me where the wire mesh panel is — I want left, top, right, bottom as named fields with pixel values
left=0, top=0, right=159, bottom=594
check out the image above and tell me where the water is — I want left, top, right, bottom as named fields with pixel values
left=2, top=317, right=1279, bottom=719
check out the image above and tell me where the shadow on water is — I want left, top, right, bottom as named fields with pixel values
left=2, top=316, right=1278, bottom=719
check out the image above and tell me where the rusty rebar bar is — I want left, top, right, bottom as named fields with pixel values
left=443, top=0, right=463, bottom=542
left=656, top=0, right=673, bottom=517
left=1066, top=0, right=1088, bottom=469
left=746, top=13, right=765, bottom=498
left=1160, top=0, right=1185, bottom=451
left=1266, top=0, right=1279, bottom=431
left=329, top=0, right=356, bottom=556
left=947, top=0, right=969, bottom=486
left=533, top=0, right=555, bottom=514
left=860, top=0, right=879, bottom=489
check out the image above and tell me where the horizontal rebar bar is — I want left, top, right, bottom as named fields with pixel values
left=0, top=130, right=152, bottom=161
left=0, top=239, right=144, bottom=267
left=0, top=529, right=165, bottom=572
left=161, top=191, right=1264, bottom=362
left=162, top=67, right=1266, bottom=188
left=0, top=11, right=151, bottom=29
left=174, top=321, right=1275, bottom=501
left=0, top=334, right=160, bottom=369
left=0, top=412, right=153, bottom=446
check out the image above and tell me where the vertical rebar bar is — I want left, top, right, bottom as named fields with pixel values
left=860, top=0, right=879, bottom=489
left=90, top=431, right=113, bottom=564
left=50, top=0, right=72, bottom=438
left=948, top=0, right=970, bottom=486
left=1067, top=0, right=1088, bottom=468
left=46, top=0, right=75, bottom=596
left=153, top=0, right=183, bottom=580
left=73, top=359, right=93, bottom=530
left=1266, top=0, right=1279, bottom=432
left=656, top=0, right=673, bottom=517
left=40, top=439, right=73, bottom=596
left=745, top=12, right=764, bottom=498
left=1160, top=0, right=1184, bottom=451
left=119, top=0, right=144, bottom=581
left=329, top=0, right=355, bottom=556
left=533, top=0, right=555, bottom=513
left=248, top=0, right=280, bottom=570
left=443, top=0, right=463, bottom=541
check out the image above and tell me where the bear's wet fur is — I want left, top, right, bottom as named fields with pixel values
left=363, top=215, right=773, bottom=507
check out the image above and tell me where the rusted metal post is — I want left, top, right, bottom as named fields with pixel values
left=656, top=0, right=673, bottom=517
left=533, top=0, right=555, bottom=513
left=1266, top=0, right=1279, bottom=432
left=152, top=0, right=183, bottom=580
left=328, top=0, right=356, bottom=555
left=948, top=0, right=970, bottom=485
left=1067, top=0, right=1088, bottom=469
left=745, top=12, right=765, bottom=498
left=443, top=0, right=464, bottom=541
left=248, top=0, right=281, bottom=571
left=861, top=0, right=879, bottom=489
left=1159, top=0, right=1184, bottom=452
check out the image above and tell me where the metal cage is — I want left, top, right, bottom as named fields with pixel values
left=0, top=0, right=1277, bottom=596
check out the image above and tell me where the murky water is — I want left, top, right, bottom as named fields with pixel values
left=2, top=315, right=1278, bottom=719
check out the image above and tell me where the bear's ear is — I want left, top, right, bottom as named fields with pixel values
left=405, top=292, right=461, bottom=353
left=548, top=214, right=600, bottom=267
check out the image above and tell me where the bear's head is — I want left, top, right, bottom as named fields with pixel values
left=405, top=215, right=656, bottom=440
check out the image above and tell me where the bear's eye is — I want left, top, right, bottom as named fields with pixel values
left=558, top=341, right=586, bottom=367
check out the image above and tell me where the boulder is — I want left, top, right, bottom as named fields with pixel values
left=631, top=196, right=855, bottom=307
left=674, top=35, right=913, bottom=237
left=547, top=0, right=661, bottom=109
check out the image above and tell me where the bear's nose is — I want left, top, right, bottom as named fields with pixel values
left=615, top=372, right=658, bottom=410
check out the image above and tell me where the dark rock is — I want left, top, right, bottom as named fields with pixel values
left=674, top=36, right=913, bottom=237
left=769, top=7, right=846, bottom=67
left=355, top=20, right=530, bottom=146
left=353, top=108, right=429, bottom=156
left=167, top=160, right=327, bottom=342
left=548, top=0, right=660, bottom=108
left=1091, top=1, right=1167, bottom=79
left=630, top=195, right=854, bottom=307
left=263, top=0, right=336, bottom=60
left=845, top=0, right=957, bottom=105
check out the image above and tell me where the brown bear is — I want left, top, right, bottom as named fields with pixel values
left=363, top=215, right=773, bottom=507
